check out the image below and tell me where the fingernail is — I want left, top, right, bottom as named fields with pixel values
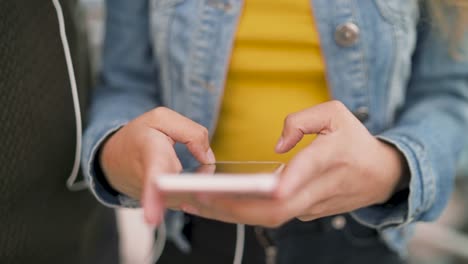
left=206, top=148, right=216, bottom=163
left=182, top=204, right=199, bottom=215
left=275, top=137, right=284, bottom=152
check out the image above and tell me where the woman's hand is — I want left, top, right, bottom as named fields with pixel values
left=100, top=107, right=215, bottom=226
left=182, top=101, right=408, bottom=227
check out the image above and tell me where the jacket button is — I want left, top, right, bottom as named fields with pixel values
left=331, top=215, right=347, bottom=230
left=353, top=106, right=369, bottom=122
left=335, top=22, right=360, bottom=47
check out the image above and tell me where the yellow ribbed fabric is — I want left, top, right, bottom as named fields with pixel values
left=211, top=0, right=330, bottom=162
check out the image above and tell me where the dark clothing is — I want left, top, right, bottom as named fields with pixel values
left=0, top=1, right=118, bottom=263
left=158, top=214, right=404, bottom=264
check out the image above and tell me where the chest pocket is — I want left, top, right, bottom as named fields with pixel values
left=373, top=0, right=420, bottom=125
left=375, top=0, right=419, bottom=31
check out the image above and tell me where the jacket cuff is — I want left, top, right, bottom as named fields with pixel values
left=350, top=129, right=434, bottom=229
left=82, top=119, right=140, bottom=208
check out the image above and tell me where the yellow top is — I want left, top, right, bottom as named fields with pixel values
left=211, top=0, right=330, bottom=162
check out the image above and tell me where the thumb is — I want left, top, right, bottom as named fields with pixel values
left=142, top=173, right=164, bottom=227
left=275, top=101, right=344, bottom=153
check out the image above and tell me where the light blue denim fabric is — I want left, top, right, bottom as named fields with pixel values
left=82, top=0, right=468, bottom=257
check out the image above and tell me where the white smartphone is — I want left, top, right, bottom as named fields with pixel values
left=154, top=161, right=284, bottom=196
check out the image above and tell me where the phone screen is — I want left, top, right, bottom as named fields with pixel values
left=187, top=162, right=284, bottom=175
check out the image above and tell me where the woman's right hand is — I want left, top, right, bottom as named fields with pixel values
left=99, top=107, right=215, bottom=226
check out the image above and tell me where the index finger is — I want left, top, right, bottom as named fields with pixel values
left=146, top=107, right=215, bottom=164
left=276, top=100, right=346, bottom=153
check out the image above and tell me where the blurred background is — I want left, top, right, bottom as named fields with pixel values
left=79, top=1, right=468, bottom=263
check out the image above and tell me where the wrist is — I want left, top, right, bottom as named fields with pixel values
left=100, top=134, right=116, bottom=182
left=375, top=140, right=410, bottom=204
left=99, top=134, right=141, bottom=199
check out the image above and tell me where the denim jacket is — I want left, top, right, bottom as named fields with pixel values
left=82, top=0, right=468, bottom=256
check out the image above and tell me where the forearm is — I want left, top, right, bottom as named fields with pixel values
left=81, top=0, right=159, bottom=207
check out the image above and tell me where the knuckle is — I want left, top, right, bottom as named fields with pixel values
left=193, top=126, right=209, bottom=142
left=284, top=113, right=298, bottom=128
left=151, top=106, right=169, bottom=118
left=329, top=100, right=349, bottom=116
left=200, top=127, right=209, bottom=138
left=329, top=100, right=345, bottom=110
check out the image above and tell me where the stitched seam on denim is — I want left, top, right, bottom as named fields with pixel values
left=350, top=0, right=371, bottom=124
left=188, top=2, right=218, bottom=87
left=208, top=0, right=243, bottom=135
left=150, top=0, right=176, bottom=108
left=396, top=134, right=434, bottom=215
left=382, top=134, right=419, bottom=223
left=374, top=0, right=408, bottom=29
left=377, top=132, right=433, bottom=222
left=388, top=22, right=402, bottom=127
left=85, top=120, right=130, bottom=208
left=350, top=132, right=424, bottom=231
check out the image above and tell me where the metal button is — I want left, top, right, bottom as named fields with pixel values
left=331, top=215, right=347, bottom=230
left=353, top=106, right=369, bottom=122
left=335, top=22, right=360, bottom=47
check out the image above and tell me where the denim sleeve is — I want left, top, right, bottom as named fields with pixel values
left=81, top=0, right=160, bottom=207
left=351, top=10, right=468, bottom=228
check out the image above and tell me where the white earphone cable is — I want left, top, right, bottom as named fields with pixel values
left=51, top=0, right=87, bottom=191
left=148, top=221, right=167, bottom=263
left=233, top=223, right=245, bottom=264
left=54, top=1, right=245, bottom=262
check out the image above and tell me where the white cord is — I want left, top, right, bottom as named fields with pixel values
left=148, top=221, right=167, bottom=263
left=53, top=1, right=244, bottom=262
left=233, top=224, right=245, bottom=264
left=51, top=0, right=87, bottom=191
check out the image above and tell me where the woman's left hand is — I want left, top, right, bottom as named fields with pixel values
left=181, top=100, right=408, bottom=227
